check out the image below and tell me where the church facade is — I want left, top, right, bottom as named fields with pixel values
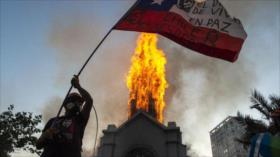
left=96, top=111, right=188, bottom=157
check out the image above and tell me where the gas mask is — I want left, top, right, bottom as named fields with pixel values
left=65, top=102, right=82, bottom=115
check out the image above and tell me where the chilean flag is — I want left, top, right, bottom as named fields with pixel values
left=114, top=0, right=247, bottom=62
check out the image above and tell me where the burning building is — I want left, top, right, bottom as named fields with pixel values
left=96, top=33, right=188, bottom=157
left=95, top=110, right=188, bottom=157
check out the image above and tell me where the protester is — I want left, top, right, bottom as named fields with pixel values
left=36, top=75, right=93, bottom=157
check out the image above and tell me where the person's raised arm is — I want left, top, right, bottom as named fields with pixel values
left=71, top=75, right=93, bottom=122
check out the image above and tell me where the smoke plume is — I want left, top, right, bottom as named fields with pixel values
left=41, top=0, right=261, bottom=156
left=160, top=37, right=255, bottom=155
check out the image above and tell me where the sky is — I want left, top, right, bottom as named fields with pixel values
left=0, top=0, right=279, bottom=157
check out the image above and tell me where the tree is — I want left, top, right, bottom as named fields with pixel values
left=0, top=105, right=42, bottom=157
left=236, top=89, right=280, bottom=148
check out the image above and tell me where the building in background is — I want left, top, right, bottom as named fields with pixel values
left=210, top=116, right=248, bottom=157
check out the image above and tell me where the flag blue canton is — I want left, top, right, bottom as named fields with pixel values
left=137, top=0, right=177, bottom=11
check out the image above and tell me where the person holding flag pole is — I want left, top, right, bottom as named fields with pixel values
left=36, top=0, right=248, bottom=156
left=36, top=76, right=93, bottom=157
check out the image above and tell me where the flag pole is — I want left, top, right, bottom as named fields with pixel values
left=56, top=0, right=140, bottom=117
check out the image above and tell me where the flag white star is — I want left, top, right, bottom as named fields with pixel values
left=152, top=0, right=164, bottom=5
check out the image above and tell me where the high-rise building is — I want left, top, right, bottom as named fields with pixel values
left=210, top=116, right=248, bottom=157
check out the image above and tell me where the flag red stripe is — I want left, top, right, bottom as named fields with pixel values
left=115, top=10, right=245, bottom=62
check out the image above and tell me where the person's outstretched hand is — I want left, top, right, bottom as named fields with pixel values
left=71, top=75, right=81, bottom=89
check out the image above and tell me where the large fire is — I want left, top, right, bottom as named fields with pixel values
left=127, top=33, right=168, bottom=123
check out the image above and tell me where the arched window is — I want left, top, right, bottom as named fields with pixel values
left=125, top=147, right=155, bottom=157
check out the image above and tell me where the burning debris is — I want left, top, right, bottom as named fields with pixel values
left=127, top=33, right=168, bottom=123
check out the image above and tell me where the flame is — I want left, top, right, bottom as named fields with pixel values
left=127, top=33, right=168, bottom=123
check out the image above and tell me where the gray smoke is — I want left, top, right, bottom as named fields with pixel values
left=42, top=96, right=63, bottom=123
left=44, top=13, right=138, bottom=157
left=160, top=37, right=255, bottom=155
left=41, top=0, right=264, bottom=156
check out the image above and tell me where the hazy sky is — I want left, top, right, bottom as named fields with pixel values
left=1, top=0, right=279, bottom=157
